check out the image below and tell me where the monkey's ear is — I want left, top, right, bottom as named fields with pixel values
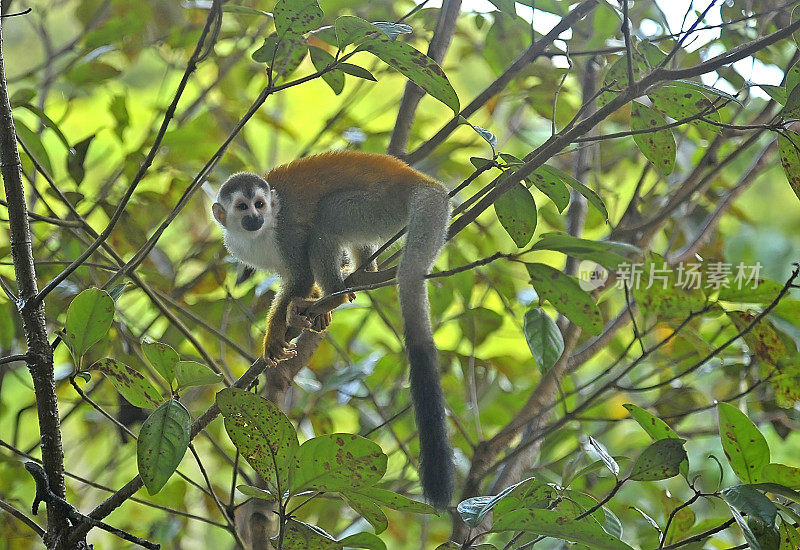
left=269, top=189, right=280, bottom=214
left=212, top=202, right=227, bottom=227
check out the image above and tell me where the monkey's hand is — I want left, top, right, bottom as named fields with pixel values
left=263, top=334, right=296, bottom=366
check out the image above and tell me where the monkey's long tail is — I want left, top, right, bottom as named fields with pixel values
left=397, top=184, right=454, bottom=509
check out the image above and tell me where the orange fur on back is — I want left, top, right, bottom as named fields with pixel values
left=264, top=151, right=437, bottom=208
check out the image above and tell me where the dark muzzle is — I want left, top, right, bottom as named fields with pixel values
left=241, top=214, right=263, bottom=231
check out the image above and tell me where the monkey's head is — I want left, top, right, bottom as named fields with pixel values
left=212, top=173, right=280, bottom=236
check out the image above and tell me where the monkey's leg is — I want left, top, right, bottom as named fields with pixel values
left=344, top=244, right=379, bottom=300
left=353, top=244, right=378, bottom=272
left=308, top=233, right=352, bottom=331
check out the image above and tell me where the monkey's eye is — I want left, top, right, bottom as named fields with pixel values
left=236, top=202, right=248, bottom=211
left=254, top=200, right=265, bottom=209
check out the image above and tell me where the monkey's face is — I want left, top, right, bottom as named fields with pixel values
left=212, top=173, right=279, bottom=237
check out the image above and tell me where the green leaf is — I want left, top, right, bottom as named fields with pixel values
left=623, top=404, right=681, bottom=441
left=523, top=308, right=564, bottom=371
left=637, top=40, right=666, bottom=66
left=236, top=485, right=277, bottom=501
left=491, top=509, right=634, bottom=549
left=290, top=433, right=386, bottom=493
left=253, top=32, right=308, bottom=80
left=726, top=311, right=786, bottom=366
left=530, top=233, right=638, bottom=271
left=216, top=388, right=299, bottom=494
left=309, top=46, right=344, bottom=95
left=458, top=478, right=539, bottom=528
left=362, top=36, right=460, bottom=114
left=10, top=88, right=36, bottom=105
left=527, top=165, right=570, bottom=213
left=470, top=156, right=495, bottom=170
left=779, top=518, right=800, bottom=550
left=13, top=103, right=71, bottom=148
left=278, top=519, right=336, bottom=549
left=66, top=61, right=121, bottom=86
left=719, top=279, right=783, bottom=304
left=783, top=85, right=800, bottom=118
left=494, top=183, right=536, bottom=247
left=335, top=15, right=381, bottom=48
left=631, top=255, right=707, bottom=319
left=309, top=25, right=338, bottom=46
left=758, top=85, right=786, bottom=105
left=457, top=307, right=504, bottom=347
left=109, top=93, right=130, bottom=140
left=492, top=478, right=557, bottom=517
left=749, top=519, right=780, bottom=550
left=91, top=358, right=162, bottom=408
left=338, top=63, right=376, bottom=81
left=337, top=531, right=387, bottom=550
left=648, top=84, right=721, bottom=134
left=777, top=131, right=800, bottom=203
left=174, top=361, right=222, bottom=390
left=759, top=464, right=800, bottom=488
left=623, top=403, right=688, bottom=477
left=526, top=263, right=603, bottom=336
left=630, top=101, right=676, bottom=175
left=65, top=288, right=115, bottom=362
left=628, top=439, right=687, bottom=481
left=722, top=485, right=778, bottom=526
left=727, top=504, right=765, bottom=550
left=673, top=79, right=741, bottom=105
left=66, top=135, right=94, bottom=185
left=142, top=341, right=179, bottom=386
left=276, top=519, right=387, bottom=550
left=533, top=165, right=607, bottom=221
left=349, top=487, right=436, bottom=514
left=598, top=54, right=646, bottom=107
left=137, top=399, right=191, bottom=495
left=794, top=5, right=800, bottom=50
left=273, top=0, right=322, bottom=37
left=718, top=402, right=770, bottom=483
left=0, top=302, right=13, bottom=349
left=787, top=59, right=800, bottom=95
left=15, top=119, right=53, bottom=175
left=341, top=491, right=388, bottom=533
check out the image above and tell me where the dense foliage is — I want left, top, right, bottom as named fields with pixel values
left=3, top=0, right=800, bottom=549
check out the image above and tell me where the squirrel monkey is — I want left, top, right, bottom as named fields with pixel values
left=212, top=151, right=453, bottom=507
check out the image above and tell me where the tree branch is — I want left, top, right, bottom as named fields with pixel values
left=387, top=0, right=461, bottom=156
left=0, top=13, right=68, bottom=547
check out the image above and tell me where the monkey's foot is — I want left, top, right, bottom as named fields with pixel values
left=309, top=311, right=332, bottom=332
left=287, top=299, right=315, bottom=330
left=263, top=340, right=296, bottom=366
left=288, top=298, right=332, bottom=333
left=348, top=291, right=357, bottom=302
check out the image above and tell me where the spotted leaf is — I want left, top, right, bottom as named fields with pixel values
left=290, top=433, right=387, bottom=493
left=216, top=388, right=299, bottom=494
left=630, top=101, right=676, bottom=175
